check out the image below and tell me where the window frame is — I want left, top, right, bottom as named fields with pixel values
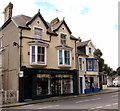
left=60, top=33, right=67, bottom=45
left=78, top=57, right=84, bottom=71
left=58, top=49, right=71, bottom=67
left=30, top=45, right=47, bottom=65
left=86, top=58, right=98, bottom=71
left=34, top=26, right=44, bottom=39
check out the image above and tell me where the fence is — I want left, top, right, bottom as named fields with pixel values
left=1, top=90, right=18, bottom=104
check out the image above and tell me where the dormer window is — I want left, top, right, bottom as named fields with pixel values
left=61, top=33, right=66, bottom=45
left=34, top=27, right=43, bottom=39
left=89, top=48, right=92, bottom=54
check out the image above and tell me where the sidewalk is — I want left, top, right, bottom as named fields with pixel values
left=1, top=87, right=120, bottom=108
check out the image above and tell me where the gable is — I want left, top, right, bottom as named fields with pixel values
left=26, top=11, right=49, bottom=29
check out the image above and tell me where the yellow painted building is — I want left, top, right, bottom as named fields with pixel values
left=77, top=40, right=100, bottom=94
left=0, top=3, right=78, bottom=102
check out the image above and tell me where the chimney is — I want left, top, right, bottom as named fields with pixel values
left=76, top=37, right=82, bottom=43
left=4, top=2, right=13, bottom=22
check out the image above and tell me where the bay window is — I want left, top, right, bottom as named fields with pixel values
left=30, top=45, right=46, bottom=65
left=58, top=50, right=71, bottom=66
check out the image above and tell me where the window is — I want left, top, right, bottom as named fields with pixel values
left=94, top=60, right=98, bottom=71
left=64, top=50, right=70, bottom=65
left=61, top=33, right=66, bottom=45
left=86, top=58, right=98, bottom=71
left=79, top=58, right=83, bottom=70
left=31, top=46, right=46, bottom=65
left=89, top=48, right=92, bottom=54
left=88, top=59, right=92, bottom=70
left=58, top=50, right=71, bottom=66
left=34, top=27, right=43, bottom=39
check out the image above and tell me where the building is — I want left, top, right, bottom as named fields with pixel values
left=77, top=39, right=100, bottom=94
left=0, top=3, right=78, bottom=102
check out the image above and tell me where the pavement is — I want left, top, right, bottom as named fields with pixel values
left=1, top=87, right=120, bottom=108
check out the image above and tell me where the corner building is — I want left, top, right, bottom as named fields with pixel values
left=0, top=3, right=78, bottom=102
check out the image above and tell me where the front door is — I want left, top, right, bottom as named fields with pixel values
left=24, top=75, right=32, bottom=99
left=90, top=77, right=94, bottom=92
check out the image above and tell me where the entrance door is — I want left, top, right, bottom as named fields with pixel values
left=80, top=77, right=83, bottom=94
left=90, top=77, right=94, bottom=92
left=24, top=75, right=32, bottom=99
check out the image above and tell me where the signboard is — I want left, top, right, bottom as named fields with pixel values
left=19, top=71, right=24, bottom=77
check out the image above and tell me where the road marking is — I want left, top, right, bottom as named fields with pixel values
left=112, top=95, right=118, bottom=97
left=105, top=104, right=111, bottom=107
left=38, top=105, right=60, bottom=109
left=113, top=103, right=118, bottom=105
left=96, top=106, right=103, bottom=109
left=76, top=98, right=101, bottom=103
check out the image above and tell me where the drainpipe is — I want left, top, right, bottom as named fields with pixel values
left=19, top=28, right=24, bottom=102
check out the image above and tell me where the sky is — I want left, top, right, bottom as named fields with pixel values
left=0, top=0, right=119, bottom=70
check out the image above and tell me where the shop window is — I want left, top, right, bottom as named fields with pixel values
left=37, top=74, right=50, bottom=96
left=60, top=33, right=66, bottom=45
left=58, top=50, right=71, bottom=66
left=30, top=46, right=46, bottom=65
left=34, top=27, right=43, bottom=39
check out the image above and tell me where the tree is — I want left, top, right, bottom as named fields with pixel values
left=94, top=48, right=102, bottom=59
left=94, top=49, right=104, bottom=72
left=117, top=67, right=120, bottom=75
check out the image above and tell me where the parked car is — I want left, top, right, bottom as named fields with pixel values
left=112, top=77, right=120, bottom=87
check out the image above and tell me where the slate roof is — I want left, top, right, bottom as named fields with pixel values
left=1, top=11, right=78, bottom=40
left=77, top=40, right=91, bottom=48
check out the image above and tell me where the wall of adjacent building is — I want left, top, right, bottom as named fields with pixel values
left=2, top=21, right=19, bottom=90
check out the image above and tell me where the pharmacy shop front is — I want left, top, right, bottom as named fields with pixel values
left=19, top=68, right=78, bottom=102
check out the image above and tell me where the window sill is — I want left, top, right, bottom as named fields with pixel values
left=58, top=65, right=71, bottom=68
left=30, top=63, right=47, bottom=66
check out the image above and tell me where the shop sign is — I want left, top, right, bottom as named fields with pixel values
left=19, top=71, right=24, bottom=77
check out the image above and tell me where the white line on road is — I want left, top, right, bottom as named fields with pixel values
left=76, top=98, right=101, bottom=103
left=105, top=104, right=111, bottom=107
left=38, top=105, right=60, bottom=109
left=113, top=103, right=118, bottom=105
left=112, top=95, right=118, bottom=97
left=96, top=106, right=103, bottom=109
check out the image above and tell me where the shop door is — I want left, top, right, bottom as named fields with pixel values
left=90, top=77, right=94, bottom=92
left=80, top=77, right=83, bottom=94
left=24, top=75, right=32, bottom=99
left=51, top=75, right=61, bottom=96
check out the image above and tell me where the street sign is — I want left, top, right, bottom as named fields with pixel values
left=19, top=71, right=24, bottom=77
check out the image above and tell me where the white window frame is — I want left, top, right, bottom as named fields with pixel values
left=58, top=49, right=71, bottom=67
left=94, top=60, right=98, bottom=71
left=30, top=45, right=47, bottom=65
left=60, top=32, right=67, bottom=45
left=78, top=57, right=84, bottom=71
left=33, top=26, right=44, bottom=39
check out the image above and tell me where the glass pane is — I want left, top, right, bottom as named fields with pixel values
left=59, top=50, right=63, bottom=64
left=32, top=46, right=35, bottom=62
left=64, top=51, right=70, bottom=65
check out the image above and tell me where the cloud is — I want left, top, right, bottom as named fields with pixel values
left=80, top=6, right=90, bottom=15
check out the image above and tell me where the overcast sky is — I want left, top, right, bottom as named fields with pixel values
left=0, top=0, right=118, bottom=70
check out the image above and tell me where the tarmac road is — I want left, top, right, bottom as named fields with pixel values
left=3, top=91, right=119, bottom=110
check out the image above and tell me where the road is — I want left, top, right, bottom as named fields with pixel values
left=3, top=92, right=119, bottom=110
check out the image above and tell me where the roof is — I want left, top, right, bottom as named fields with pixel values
left=12, top=14, right=31, bottom=28
left=77, top=50, right=88, bottom=57
left=77, top=40, right=91, bottom=48
left=1, top=11, right=77, bottom=40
